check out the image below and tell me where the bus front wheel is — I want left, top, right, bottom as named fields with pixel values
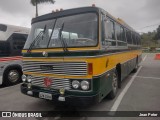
left=108, top=70, right=118, bottom=99
left=3, top=68, right=22, bottom=86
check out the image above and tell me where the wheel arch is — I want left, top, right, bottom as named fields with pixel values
left=116, top=63, right=121, bottom=88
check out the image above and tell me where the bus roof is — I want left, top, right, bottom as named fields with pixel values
left=99, top=8, right=136, bottom=32
left=31, top=6, right=136, bottom=33
left=32, top=7, right=100, bottom=24
left=0, top=23, right=30, bottom=41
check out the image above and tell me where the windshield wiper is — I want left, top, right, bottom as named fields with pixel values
left=27, top=25, right=47, bottom=53
left=47, top=19, right=57, bottom=47
left=59, top=23, right=68, bottom=52
left=47, top=21, right=68, bottom=52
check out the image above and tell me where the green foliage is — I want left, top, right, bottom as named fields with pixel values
left=154, top=25, right=160, bottom=40
left=30, top=0, right=55, bottom=6
left=30, top=0, right=55, bottom=17
left=141, top=25, right=160, bottom=47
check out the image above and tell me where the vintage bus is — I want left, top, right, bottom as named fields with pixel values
left=21, top=6, right=142, bottom=105
left=0, top=24, right=29, bottom=86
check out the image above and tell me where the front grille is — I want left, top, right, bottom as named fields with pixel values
left=23, top=61, right=87, bottom=76
left=31, top=76, right=71, bottom=90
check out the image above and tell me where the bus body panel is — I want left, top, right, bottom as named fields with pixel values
left=21, top=49, right=141, bottom=103
left=22, top=50, right=141, bottom=77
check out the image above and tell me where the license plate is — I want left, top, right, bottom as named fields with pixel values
left=39, top=92, right=52, bottom=100
left=58, top=96, right=65, bottom=101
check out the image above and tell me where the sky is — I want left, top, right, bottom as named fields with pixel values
left=0, top=0, right=160, bottom=33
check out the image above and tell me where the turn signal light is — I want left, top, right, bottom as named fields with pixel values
left=88, top=63, right=93, bottom=75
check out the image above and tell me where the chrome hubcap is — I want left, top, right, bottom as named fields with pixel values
left=8, top=70, right=19, bottom=83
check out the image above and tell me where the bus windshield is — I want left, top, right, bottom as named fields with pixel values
left=24, top=12, right=98, bottom=49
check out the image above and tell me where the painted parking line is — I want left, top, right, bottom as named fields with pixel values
left=110, top=66, right=142, bottom=111
left=136, top=76, right=160, bottom=80
left=143, top=55, right=147, bottom=61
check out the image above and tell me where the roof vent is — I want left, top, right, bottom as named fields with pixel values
left=92, top=4, right=96, bottom=7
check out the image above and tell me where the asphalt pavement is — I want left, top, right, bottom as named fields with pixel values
left=0, top=53, right=160, bottom=120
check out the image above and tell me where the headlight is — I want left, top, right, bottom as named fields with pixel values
left=81, top=81, right=89, bottom=91
left=72, top=80, right=80, bottom=89
left=22, top=75, right=27, bottom=82
left=27, top=76, right=32, bottom=83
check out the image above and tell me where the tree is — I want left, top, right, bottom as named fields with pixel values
left=141, top=31, right=157, bottom=47
left=30, top=0, right=55, bottom=17
left=155, top=25, right=160, bottom=40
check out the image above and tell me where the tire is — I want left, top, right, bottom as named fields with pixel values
left=118, top=78, right=121, bottom=89
left=108, top=70, right=118, bottom=99
left=3, top=68, right=22, bottom=86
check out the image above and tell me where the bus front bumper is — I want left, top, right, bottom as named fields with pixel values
left=21, top=84, right=99, bottom=105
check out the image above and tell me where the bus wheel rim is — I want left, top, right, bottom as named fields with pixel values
left=8, top=70, right=19, bottom=83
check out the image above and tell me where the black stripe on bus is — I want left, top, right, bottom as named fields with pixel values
left=23, top=47, right=141, bottom=58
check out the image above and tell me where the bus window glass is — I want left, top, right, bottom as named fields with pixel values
left=116, top=24, right=127, bottom=46
left=24, top=13, right=97, bottom=49
left=131, top=32, right=134, bottom=45
left=115, top=24, right=121, bottom=40
left=24, top=20, right=56, bottom=49
left=133, top=34, right=137, bottom=45
left=12, top=34, right=27, bottom=50
left=104, top=18, right=116, bottom=46
left=0, top=42, right=10, bottom=57
left=126, top=30, right=132, bottom=44
left=121, top=27, right=126, bottom=42
left=105, top=19, right=115, bottom=40
left=48, top=13, right=98, bottom=48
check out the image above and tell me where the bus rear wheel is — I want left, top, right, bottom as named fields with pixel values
left=3, top=68, right=22, bottom=86
left=108, top=70, right=118, bottom=99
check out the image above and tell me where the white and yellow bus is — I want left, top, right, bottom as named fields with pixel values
left=21, top=6, right=142, bottom=105
left=0, top=24, right=29, bottom=85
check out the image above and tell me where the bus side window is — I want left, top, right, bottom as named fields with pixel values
left=133, top=33, right=137, bottom=45
left=0, top=42, right=10, bottom=57
left=13, top=36, right=26, bottom=50
left=131, top=32, right=134, bottom=45
left=121, top=27, right=126, bottom=42
left=126, top=30, right=132, bottom=44
left=137, top=35, right=141, bottom=46
left=115, top=24, right=121, bottom=40
left=8, top=34, right=27, bottom=56
left=104, top=18, right=116, bottom=47
left=124, top=29, right=128, bottom=43
left=116, top=24, right=127, bottom=46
